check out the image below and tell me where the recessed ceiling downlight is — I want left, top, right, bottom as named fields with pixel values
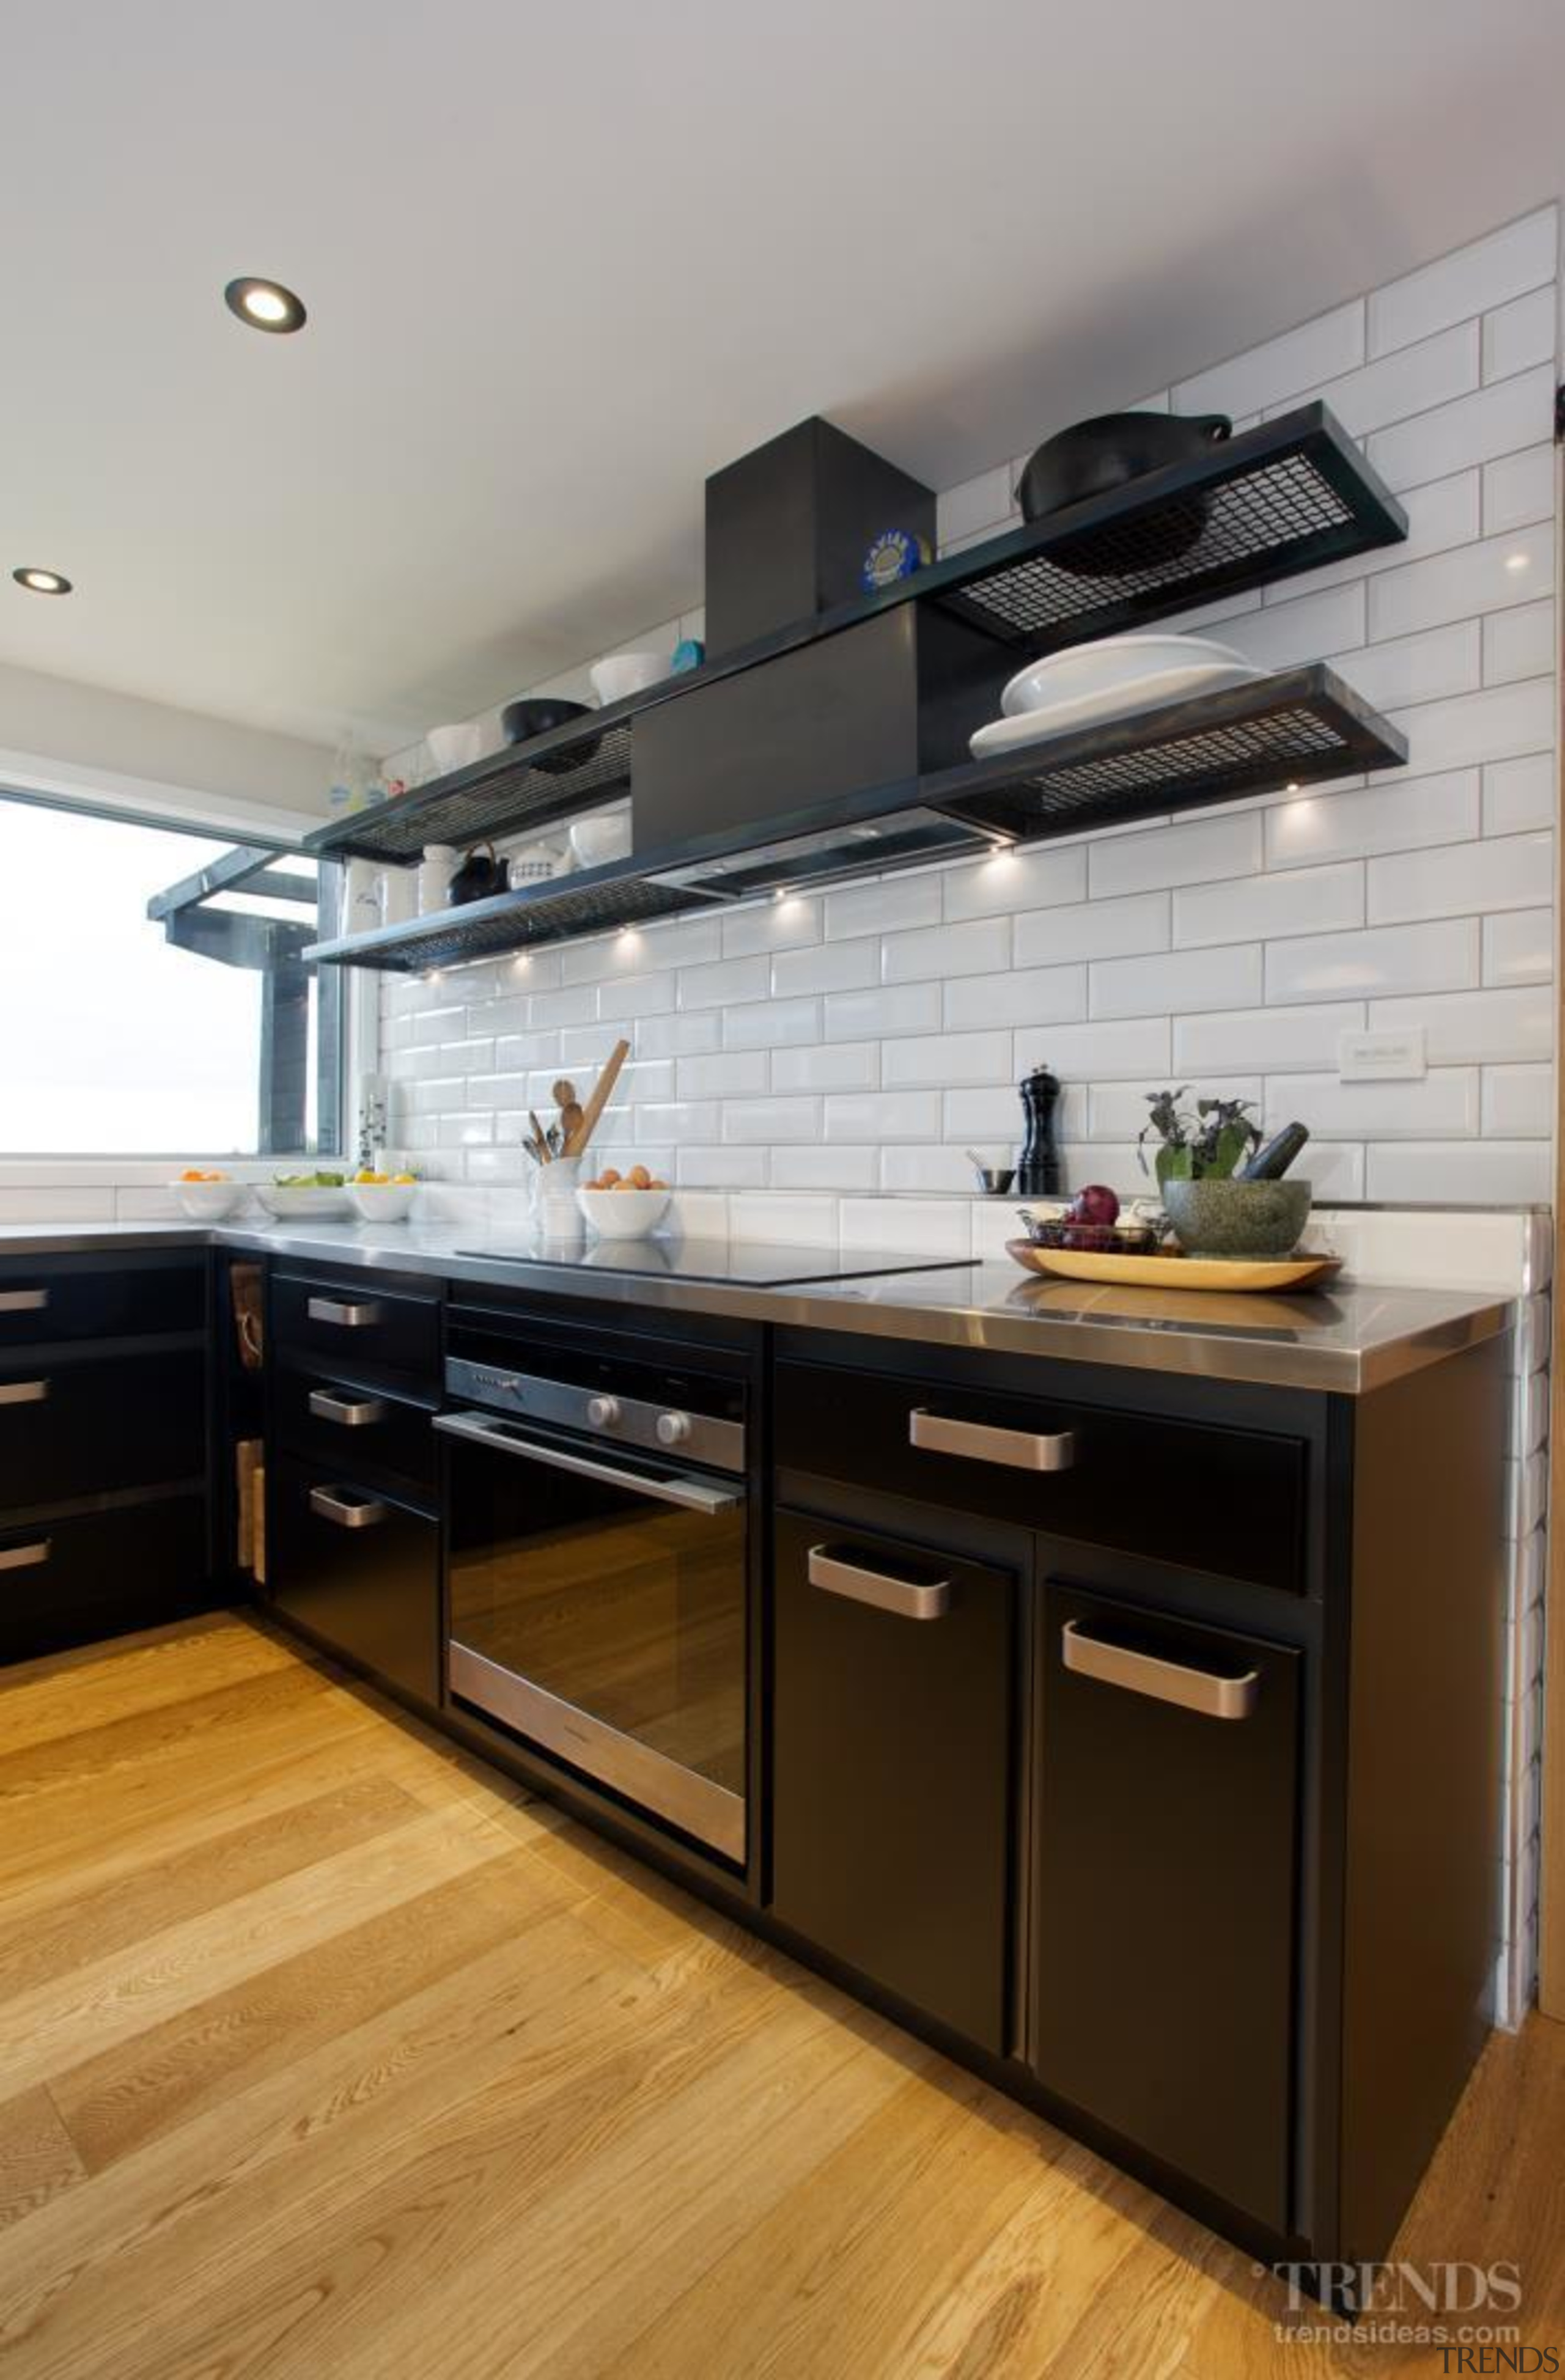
left=224, top=277, right=307, bottom=334
left=12, top=567, right=72, bottom=595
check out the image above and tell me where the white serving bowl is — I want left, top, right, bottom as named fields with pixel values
left=1000, top=633, right=1251, bottom=718
left=254, top=1184, right=353, bottom=1220
left=171, top=1180, right=249, bottom=1221
left=347, top=1182, right=419, bottom=1224
left=576, top=1186, right=672, bottom=1240
left=424, top=721, right=485, bottom=774
left=569, top=810, right=632, bottom=870
left=589, top=652, right=671, bottom=707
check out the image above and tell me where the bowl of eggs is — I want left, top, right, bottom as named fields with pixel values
left=576, top=1164, right=672, bottom=1240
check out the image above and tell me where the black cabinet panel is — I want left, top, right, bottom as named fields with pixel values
left=0, top=1346, right=205, bottom=1507
left=776, top=1359, right=1306, bottom=1592
left=0, top=1496, right=208, bottom=1663
left=0, top=1256, right=204, bottom=1351
left=273, top=1273, right=440, bottom=1387
left=273, top=1367, right=438, bottom=1494
left=770, top=1508, right=1014, bottom=2052
left=269, top=1455, right=438, bottom=1707
left=1032, top=1581, right=1300, bottom=2233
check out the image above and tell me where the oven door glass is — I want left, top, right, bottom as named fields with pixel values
left=441, top=1414, right=747, bottom=1861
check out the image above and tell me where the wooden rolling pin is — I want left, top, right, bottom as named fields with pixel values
left=564, top=1040, right=630, bottom=1161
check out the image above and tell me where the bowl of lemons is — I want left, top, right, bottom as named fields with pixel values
left=346, top=1169, right=419, bottom=1223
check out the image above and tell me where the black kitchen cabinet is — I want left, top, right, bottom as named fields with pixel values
left=1031, top=1581, right=1301, bottom=2234
left=770, top=1507, right=1015, bottom=2051
left=273, top=1364, right=439, bottom=1496
left=272, top=1268, right=441, bottom=1387
left=0, top=1496, right=208, bottom=1665
left=269, top=1453, right=439, bottom=1707
left=0, top=1344, right=206, bottom=1507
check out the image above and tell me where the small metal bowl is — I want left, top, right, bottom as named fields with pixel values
left=973, top=1166, right=1017, bottom=1196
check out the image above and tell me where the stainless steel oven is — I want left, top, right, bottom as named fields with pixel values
left=436, top=1315, right=749, bottom=1863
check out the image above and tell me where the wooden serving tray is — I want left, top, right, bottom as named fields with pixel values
left=1006, top=1240, right=1344, bottom=1293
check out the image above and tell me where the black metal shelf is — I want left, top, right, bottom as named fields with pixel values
left=304, top=402, right=1407, bottom=869
left=305, top=664, right=1405, bottom=974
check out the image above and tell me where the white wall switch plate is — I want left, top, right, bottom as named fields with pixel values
left=1337, top=1027, right=1427, bottom=1082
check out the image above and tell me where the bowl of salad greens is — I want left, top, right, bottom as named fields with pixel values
left=255, top=1170, right=353, bottom=1220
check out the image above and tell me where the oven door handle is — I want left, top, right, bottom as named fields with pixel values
left=432, top=1411, right=743, bottom=1514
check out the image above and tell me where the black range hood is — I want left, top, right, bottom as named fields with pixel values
left=644, top=802, right=1006, bottom=901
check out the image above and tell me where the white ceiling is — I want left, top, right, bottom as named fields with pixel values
left=4, top=0, right=1563, bottom=754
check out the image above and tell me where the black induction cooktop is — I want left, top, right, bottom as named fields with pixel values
left=452, top=1238, right=978, bottom=1287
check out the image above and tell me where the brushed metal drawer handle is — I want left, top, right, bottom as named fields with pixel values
left=306, top=1296, right=384, bottom=1329
left=309, top=1485, right=387, bottom=1530
left=1061, top=1620, right=1259, bottom=1721
left=0, top=1288, right=48, bottom=1313
left=0, top=1379, right=49, bottom=1407
left=909, top=1408, right=1075, bottom=1472
left=0, top=1539, right=50, bottom=1572
left=309, top=1389, right=388, bottom=1429
left=807, top=1543, right=951, bottom=1622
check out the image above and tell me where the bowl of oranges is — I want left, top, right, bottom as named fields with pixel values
left=347, top=1169, right=420, bottom=1223
left=172, top=1169, right=249, bottom=1221
left=576, top=1164, right=671, bottom=1240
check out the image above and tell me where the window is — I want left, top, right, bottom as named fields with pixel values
left=0, top=794, right=345, bottom=1156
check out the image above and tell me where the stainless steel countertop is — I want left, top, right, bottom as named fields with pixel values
left=0, top=1218, right=1514, bottom=1392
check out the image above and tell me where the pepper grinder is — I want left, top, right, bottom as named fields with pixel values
left=1015, top=1065, right=1062, bottom=1197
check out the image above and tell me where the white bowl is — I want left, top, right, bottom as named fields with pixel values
left=576, top=1186, right=672, bottom=1240
left=569, top=811, right=632, bottom=870
left=255, top=1184, right=353, bottom=1220
left=347, top=1182, right=418, bottom=1223
left=589, top=652, right=671, bottom=707
left=1000, top=633, right=1253, bottom=718
left=424, top=722, right=485, bottom=774
left=172, top=1180, right=248, bottom=1221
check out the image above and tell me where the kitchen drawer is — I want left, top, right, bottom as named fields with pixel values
left=776, top=1359, right=1306, bottom=1593
left=273, top=1271, right=440, bottom=1386
left=0, top=1255, right=204, bottom=1353
left=0, top=1494, right=209, bottom=1664
left=268, top=1455, right=439, bottom=1707
left=0, top=1345, right=206, bottom=1510
left=769, top=1507, right=1014, bottom=2052
left=1031, top=1581, right=1300, bottom=2233
left=273, top=1367, right=439, bottom=1494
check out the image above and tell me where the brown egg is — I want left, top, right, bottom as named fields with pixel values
left=628, top=1164, right=651, bottom=1188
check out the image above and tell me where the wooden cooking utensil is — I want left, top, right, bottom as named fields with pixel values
left=559, top=1101, right=585, bottom=1143
left=564, top=1040, right=630, bottom=1161
left=528, top=1108, right=553, bottom=1162
left=551, top=1079, right=577, bottom=1110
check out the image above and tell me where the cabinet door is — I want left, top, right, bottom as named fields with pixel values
left=0, top=1346, right=205, bottom=1506
left=269, top=1456, right=439, bottom=1707
left=0, top=1496, right=209, bottom=1665
left=770, top=1508, right=1014, bottom=2052
left=1033, top=1582, right=1300, bottom=2233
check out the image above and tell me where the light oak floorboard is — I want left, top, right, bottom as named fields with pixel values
left=0, top=1615, right=1559, bottom=2380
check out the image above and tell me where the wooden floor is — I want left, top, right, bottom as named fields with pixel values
left=0, top=1618, right=1560, bottom=2380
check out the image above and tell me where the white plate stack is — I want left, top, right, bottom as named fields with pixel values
left=969, top=633, right=1261, bottom=762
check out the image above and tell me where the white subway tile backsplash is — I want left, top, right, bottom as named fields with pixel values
left=720, top=1096, right=820, bottom=1144
left=628, top=1011, right=722, bottom=1060
left=880, top=1145, right=981, bottom=1194
left=824, top=983, right=941, bottom=1041
left=881, top=917, right=1011, bottom=983
left=1366, top=831, right=1550, bottom=924
left=1173, top=299, right=1363, bottom=418
left=1216, top=583, right=1365, bottom=672
left=720, top=896, right=823, bottom=957
left=1368, top=526, right=1552, bottom=642
left=1366, top=1140, right=1553, bottom=1204
left=769, top=1041, right=880, bottom=1093
left=1175, top=863, right=1363, bottom=948
left=1482, top=285, right=1558, bottom=383
left=1368, top=207, right=1557, bottom=357
left=727, top=1194, right=839, bottom=1247
left=1484, top=599, right=1555, bottom=687
left=771, top=939, right=879, bottom=997
left=1173, top=999, right=1364, bottom=1072
left=725, top=996, right=822, bottom=1049
left=823, top=875, right=941, bottom=940
left=676, top=1050, right=770, bottom=1100
left=1267, top=470, right=1481, bottom=600
left=678, top=954, right=770, bottom=1009
left=1088, top=810, right=1264, bottom=897
left=943, top=1086, right=1023, bottom=1140
left=943, top=964, right=1086, bottom=1030
left=823, top=1090, right=941, bottom=1141
left=1483, top=908, right=1553, bottom=988
left=1371, top=982, right=1553, bottom=1063
left=1015, top=891, right=1170, bottom=966
left=676, top=1145, right=767, bottom=1189
left=1265, top=771, right=1480, bottom=867
left=1087, top=1076, right=1260, bottom=1140
left=1386, top=675, right=1555, bottom=773
left=1284, top=322, right=1479, bottom=438
left=1482, top=444, right=1555, bottom=537
left=1091, top=943, right=1262, bottom=1020
left=771, top=1145, right=879, bottom=1191
left=1334, top=621, right=1481, bottom=711
left=839, top=1199, right=972, bottom=1258
left=1484, top=754, right=1556, bottom=837
left=1483, top=1064, right=1553, bottom=1137
left=1266, top=917, right=1478, bottom=1003
left=1267, top=1068, right=1481, bottom=1139
left=942, top=845, right=1087, bottom=922
left=1367, top=365, right=1554, bottom=492
left=882, top=1030, right=1011, bottom=1087
left=1014, top=1015, right=1171, bottom=1080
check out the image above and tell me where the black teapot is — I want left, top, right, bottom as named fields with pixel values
left=447, top=840, right=507, bottom=905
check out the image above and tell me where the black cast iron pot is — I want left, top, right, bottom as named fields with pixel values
left=1016, top=409, right=1232, bottom=576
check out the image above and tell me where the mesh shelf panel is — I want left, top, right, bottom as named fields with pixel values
left=309, top=871, right=710, bottom=972
left=319, top=722, right=633, bottom=864
left=938, top=450, right=1367, bottom=650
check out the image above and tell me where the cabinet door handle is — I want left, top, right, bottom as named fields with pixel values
left=309, top=1389, right=388, bottom=1429
left=0, top=1288, right=48, bottom=1313
left=909, top=1408, right=1075, bottom=1473
left=309, top=1485, right=387, bottom=1530
left=0, top=1539, right=50, bottom=1573
left=1061, top=1619, right=1258, bottom=1721
left=0, top=1379, right=48, bottom=1407
left=306, top=1296, right=383, bottom=1329
left=807, top=1543, right=951, bottom=1622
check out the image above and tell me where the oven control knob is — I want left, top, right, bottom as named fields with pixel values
left=586, top=1395, right=621, bottom=1430
left=655, top=1410, right=691, bottom=1448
